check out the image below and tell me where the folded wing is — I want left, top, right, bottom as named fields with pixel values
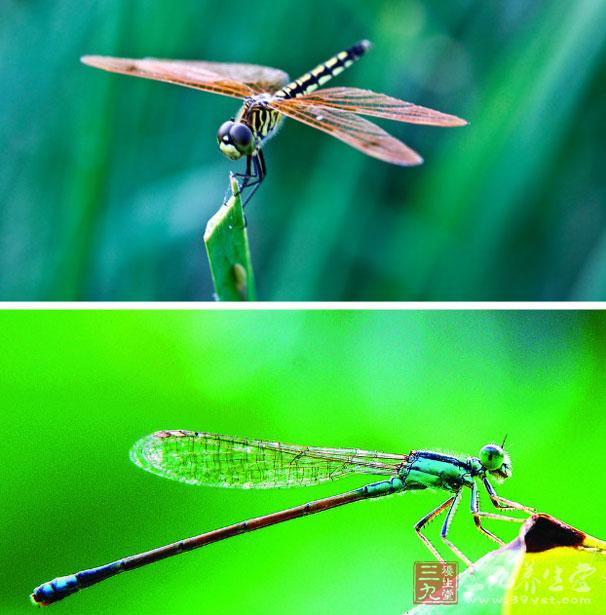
left=130, top=430, right=406, bottom=488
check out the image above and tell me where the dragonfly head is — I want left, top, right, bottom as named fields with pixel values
left=217, top=120, right=256, bottom=160
left=479, top=444, right=511, bottom=482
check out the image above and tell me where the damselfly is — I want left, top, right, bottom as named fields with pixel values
left=31, top=430, right=532, bottom=606
left=81, top=41, right=467, bottom=205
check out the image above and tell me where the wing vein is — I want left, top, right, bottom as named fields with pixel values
left=130, top=431, right=407, bottom=489
left=269, top=99, right=423, bottom=166
left=292, top=87, right=467, bottom=126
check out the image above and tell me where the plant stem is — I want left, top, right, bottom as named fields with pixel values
left=204, top=175, right=256, bottom=301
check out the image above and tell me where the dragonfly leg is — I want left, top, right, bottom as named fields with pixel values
left=470, top=481, right=509, bottom=546
left=483, top=477, right=535, bottom=513
left=225, top=157, right=252, bottom=206
left=439, top=490, right=473, bottom=567
left=414, top=496, right=455, bottom=562
left=236, top=150, right=266, bottom=209
left=233, top=154, right=253, bottom=181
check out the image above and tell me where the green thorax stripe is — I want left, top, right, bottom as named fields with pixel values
left=274, top=40, right=371, bottom=100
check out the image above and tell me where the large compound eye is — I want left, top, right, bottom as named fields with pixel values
left=229, top=123, right=253, bottom=149
left=479, top=444, right=505, bottom=471
left=217, top=120, right=234, bottom=142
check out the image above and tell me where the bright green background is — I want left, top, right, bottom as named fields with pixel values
left=2, top=0, right=606, bottom=300
left=2, top=310, right=605, bottom=614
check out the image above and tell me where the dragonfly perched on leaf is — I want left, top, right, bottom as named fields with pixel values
left=31, top=430, right=533, bottom=606
left=81, top=40, right=467, bottom=205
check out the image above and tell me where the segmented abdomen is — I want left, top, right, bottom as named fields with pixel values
left=274, top=39, right=371, bottom=99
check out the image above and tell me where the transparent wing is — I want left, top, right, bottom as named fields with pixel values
left=130, top=430, right=407, bottom=488
left=292, top=87, right=467, bottom=126
left=269, top=99, right=423, bottom=165
left=81, top=56, right=290, bottom=99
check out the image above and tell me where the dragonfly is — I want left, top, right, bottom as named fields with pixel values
left=81, top=40, right=467, bottom=205
left=31, top=430, right=534, bottom=606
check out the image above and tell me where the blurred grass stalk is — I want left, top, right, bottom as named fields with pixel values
left=204, top=175, right=256, bottom=301
left=387, top=0, right=606, bottom=299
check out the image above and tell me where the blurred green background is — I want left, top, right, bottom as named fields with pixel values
left=2, top=310, right=606, bottom=614
left=2, top=0, right=606, bottom=301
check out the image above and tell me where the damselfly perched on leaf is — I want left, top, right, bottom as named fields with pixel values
left=31, top=430, right=533, bottom=606
left=81, top=41, right=467, bottom=205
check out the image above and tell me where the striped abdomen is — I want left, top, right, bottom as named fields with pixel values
left=274, top=40, right=372, bottom=99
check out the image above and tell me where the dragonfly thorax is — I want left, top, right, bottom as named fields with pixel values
left=217, top=120, right=256, bottom=160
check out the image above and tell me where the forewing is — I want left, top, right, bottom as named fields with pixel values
left=270, top=99, right=423, bottom=165
left=130, top=430, right=406, bottom=489
left=294, top=87, right=467, bottom=127
left=81, top=56, right=290, bottom=99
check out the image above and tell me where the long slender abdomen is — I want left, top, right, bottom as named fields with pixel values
left=30, top=480, right=397, bottom=605
left=274, top=40, right=372, bottom=99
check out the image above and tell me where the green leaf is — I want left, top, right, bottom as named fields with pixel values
left=406, top=514, right=606, bottom=614
left=204, top=175, right=256, bottom=301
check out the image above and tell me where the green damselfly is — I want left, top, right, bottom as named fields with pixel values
left=31, top=430, right=533, bottom=606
